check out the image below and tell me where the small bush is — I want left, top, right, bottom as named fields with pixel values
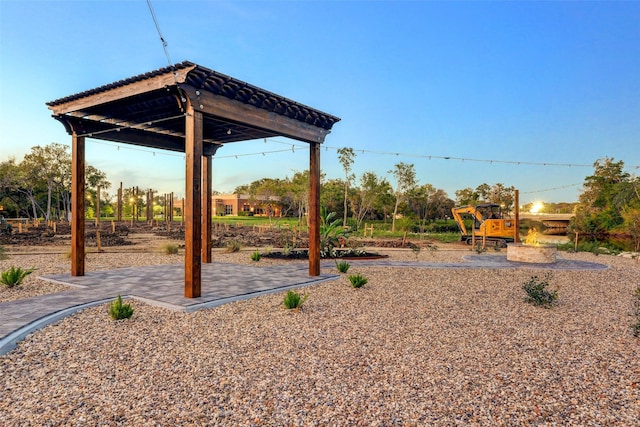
left=283, top=290, right=308, bottom=310
left=409, top=243, right=421, bottom=260
left=523, top=273, right=558, bottom=308
left=251, top=250, right=261, bottom=262
left=349, top=273, right=368, bottom=288
left=1, top=266, right=35, bottom=288
left=225, top=240, right=242, bottom=253
left=109, top=294, right=134, bottom=320
left=474, top=242, right=487, bottom=254
left=162, top=243, right=179, bottom=255
left=335, top=259, right=350, bottom=273
left=631, top=287, right=640, bottom=337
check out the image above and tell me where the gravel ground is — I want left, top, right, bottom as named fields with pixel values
left=1, top=248, right=639, bottom=426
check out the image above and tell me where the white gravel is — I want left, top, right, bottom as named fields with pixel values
left=1, top=248, right=639, bottom=426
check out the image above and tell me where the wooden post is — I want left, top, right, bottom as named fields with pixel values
left=309, top=142, right=321, bottom=276
left=96, top=229, right=102, bottom=252
left=202, top=155, right=212, bottom=263
left=117, top=182, right=123, bottom=222
left=184, top=107, right=203, bottom=297
left=71, top=133, right=85, bottom=276
left=514, top=189, right=520, bottom=243
left=95, top=185, right=101, bottom=227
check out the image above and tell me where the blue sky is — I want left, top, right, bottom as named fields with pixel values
left=1, top=0, right=639, bottom=205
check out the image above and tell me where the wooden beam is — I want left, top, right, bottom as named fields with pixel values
left=180, top=85, right=331, bottom=144
left=71, top=133, right=85, bottom=276
left=184, top=106, right=203, bottom=298
left=47, top=65, right=196, bottom=115
left=202, top=155, right=212, bottom=263
left=54, top=115, right=220, bottom=156
left=309, top=142, right=321, bottom=276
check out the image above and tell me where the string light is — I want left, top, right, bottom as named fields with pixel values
left=88, top=137, right=640, bottom=171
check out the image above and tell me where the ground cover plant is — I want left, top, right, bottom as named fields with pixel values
left=225, top=240, right=242, bottom=253
left=523, top=273, right=558, bottom=308
left=282, top=290, right=308, bottom=310
left=348, top=273, right=368, bottom=288
left=161, top=243, right=179, bottom=255
left=335, top=260, right=350, bottom=273
left=109, top=294, right=134, bottom=320
left=251, top=250, right=261, bottom=262
left=1, top=266, right=34, bottom=288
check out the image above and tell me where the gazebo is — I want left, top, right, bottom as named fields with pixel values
left=46, top=61, right=340, bottom=298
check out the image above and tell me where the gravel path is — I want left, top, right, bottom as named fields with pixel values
left=1, top=249, right=639, bottom=425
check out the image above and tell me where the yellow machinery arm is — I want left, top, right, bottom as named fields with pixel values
left=451, top=206, right=484, bottom=236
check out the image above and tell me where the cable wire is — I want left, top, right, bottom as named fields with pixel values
left=147, top=0, right=172, bottom=67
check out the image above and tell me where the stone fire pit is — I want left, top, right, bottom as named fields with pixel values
left=507, top=243, right=557, bottom=264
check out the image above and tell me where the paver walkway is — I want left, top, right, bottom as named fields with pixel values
left=0, top=255, right=607, bottom=355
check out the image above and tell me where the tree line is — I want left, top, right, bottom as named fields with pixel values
left=2, top=144, right=637, bottom=249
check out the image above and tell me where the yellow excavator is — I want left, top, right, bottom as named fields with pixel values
left=451, top=204, right=516, bottom=247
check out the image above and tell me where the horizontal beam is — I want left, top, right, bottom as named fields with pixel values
left=47, top=65, right=196, bottom=116
left=54, top=115, right=220, bottom=156
left=180, top=85, right=331, bottom=144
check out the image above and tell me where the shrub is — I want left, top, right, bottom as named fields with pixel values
left=632, top=287, right=640, bottom=337
left=225, top=240, right=242, bottom=253
left=162, top=243, right=179, bottom=255
left=349, top=273, right=368, bottom=288
left=283, top=290, right=308, bottom=310
left=474, top=243, right=487, bottom=254
left=523, top=273, right=558, bottom=308
left=109, top=294, right=134, bottom=320
left=251, top=250, right=261, bottom=262
left=335, top=259, right=350, bottom=273
left=1, top=266, right=35, bottom=288
left=409, top=243, right=421, bottom=260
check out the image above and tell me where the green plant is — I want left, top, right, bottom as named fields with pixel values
left=282, top=290, right=308, bottom=310
left=335, top=259, right=350, bottom=273
left=409, top=243, right=421, bottom=260
left=162, top=243, right=179, bottom=255
left=474, top=243, right=487, bottom=254
left=349, top=273, right=368, bottom=288
left=251, top=250, right=261, bottom=262
left=320, top=206, right=349, bottom=257
left=109, top=294, right=134, bottom=320
left=1, top=266, right=35, bottom=288
left=631, top=287, right=640, bottom=337
left=225, top=240, right=242, bottom=253
left=523, top=273, right=558, bottom=308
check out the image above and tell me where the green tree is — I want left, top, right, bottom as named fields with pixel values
left=337, top=147, right=355, bottom=227
left=622, top=207, right=640, bottom=252
left=389, top=162, right=417, bottom=232
left=455, top=187, right=479, bottom=206
left=320, top=178, right=346, bottom=219
left=21, top=143, right=71, bottom=221
left=573, top=157, right=634, bottom=233
left=350, top=171, right=392, bottom=229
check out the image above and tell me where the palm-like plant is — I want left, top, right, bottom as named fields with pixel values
left=320, top=206, right=349, bottom=256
